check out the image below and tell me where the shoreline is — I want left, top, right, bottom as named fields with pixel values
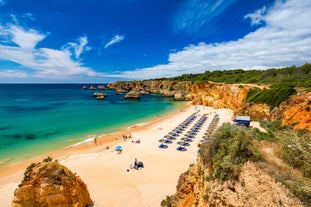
left=0, top=102, right=191, bottom=185
left=0, top=104, right=234, bottom=207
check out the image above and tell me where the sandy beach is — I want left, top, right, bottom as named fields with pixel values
left=0, top=105, right=234, bottom=207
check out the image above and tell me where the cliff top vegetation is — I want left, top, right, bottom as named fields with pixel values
left=161, top=63, right=311, bottom=88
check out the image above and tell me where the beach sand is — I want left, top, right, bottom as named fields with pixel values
left=0, top=105, right=234, bottom=207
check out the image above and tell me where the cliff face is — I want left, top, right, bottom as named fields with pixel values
left=108, top=80, right=310, bottom=131
left=11, top=161, right=92, bottom=207
left=167, top=160, right=304, bottom=207
left=189, top=83, right=248, bottom=111
left=271, top=91, right=311, bottom=132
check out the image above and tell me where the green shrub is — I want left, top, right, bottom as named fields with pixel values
left=200, top=123, right=262, bottom=182
left=280, top=132, right=311, bottom=179
left=246, top=84, right=296, bottom=110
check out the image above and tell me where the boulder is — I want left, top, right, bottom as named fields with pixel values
left=97, top=85, right=106, bottom=90
left=140, top=90, right=150, bottom=95
left=116, top=89, right=128, bottom=94
left=11, top=161, right=93, bottom=207
left=93, top=92, right=107, bottom=97
left=124, top=90, right=141, bottom=99
left=161, top=90, right=176, bottom=97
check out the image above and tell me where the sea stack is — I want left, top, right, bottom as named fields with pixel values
left=93, top=92, right=107, bottom=100
left=124, top=90, right=141, bottom=99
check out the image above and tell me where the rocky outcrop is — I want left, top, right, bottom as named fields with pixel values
left=108, top=80, right=192, bottom=101
left=167, top=160, right=304, bottom=207
left=11, top=161, right=92, bottom=207
left=93, top=92, right=107, bottom=100
left=190, top=83, right=248, bottom=111
left=97, top=85, right=106, bottom=90
left=271, top=91, right=311, bottom=132
left=236, top=103, right=270, bottom=120
left=108, top=80, right=310, bottom=131
left=124, top=90, right=141, bottom=99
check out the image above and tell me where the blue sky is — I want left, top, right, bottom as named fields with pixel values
left=0, top=0, right=310, bottom=83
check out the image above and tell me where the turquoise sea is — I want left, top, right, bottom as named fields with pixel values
left=0, top=84, right=185, bottom=167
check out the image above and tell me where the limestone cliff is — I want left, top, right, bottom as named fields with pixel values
left=11, top=160, right=92, bottom=207
left=189, top=83, right=248, bottom=111
left=166, top=160, right=304, bottom=207
left=108, top=80, right=310, bottom=131
left=271, top=91, right=311, bottom=132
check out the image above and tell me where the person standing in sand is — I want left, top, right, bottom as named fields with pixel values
left=134, top=158, right=138, bottom=169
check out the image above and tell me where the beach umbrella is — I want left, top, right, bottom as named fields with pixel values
left=164, top=139, right=172, bottom=144
left=181, top=137, right=192, bottom=142
left=159, top=143, right=168, bottom=149
left=176, top=146, right=187, bottom=151
left=115, top=145, right=122, bottom=150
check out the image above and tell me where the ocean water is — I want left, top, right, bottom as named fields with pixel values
left=0, top=84, right=185, bottom=167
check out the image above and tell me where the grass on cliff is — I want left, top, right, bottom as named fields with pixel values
left=255, top=121, right=311, bottom=205
left=200, top=123, right=262, bottom=182
left=246, top=83, right=297, bottom=110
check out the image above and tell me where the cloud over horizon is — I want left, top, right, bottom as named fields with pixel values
left=0, top=0, right=310, bottom=83
left=109, top=0, right=311, bottom=80
left=0, top=23, right=95, bottom=80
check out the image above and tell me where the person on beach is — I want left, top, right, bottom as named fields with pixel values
left=134, top=158, right=138, bottom=169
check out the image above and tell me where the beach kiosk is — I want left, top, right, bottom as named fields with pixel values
left=233, top=116, right=250, bottom=127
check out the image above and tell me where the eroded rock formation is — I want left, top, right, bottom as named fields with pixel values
left=124, top=90, right=141, bottom=99
left=11, top=161, right=92, bottom=207
left=271, top=91, right=311, bottom=132
left=166, top=160, right=304, bottom=207
left=108, top=80, right=310, bottom=132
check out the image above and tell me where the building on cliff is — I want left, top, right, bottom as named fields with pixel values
left=233, top=115, right=250, bottom=127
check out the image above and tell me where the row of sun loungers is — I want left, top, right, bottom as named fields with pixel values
left=176, top=114, right=208, bottom=151
left=159, top=113, right=197, bottom=149
left=201, top=114, right=219, bottom=142
left=159, top=112, right=221, bottom=152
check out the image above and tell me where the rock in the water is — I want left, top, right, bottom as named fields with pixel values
left=93, top=92, right=107, bottom=99
left=11, top=161, right=93, bottom=207
left=124, top=90, right=141, bottom=99
left=97, top=85, right=106, bottom=90
left=89, top=85, right=96, bottom=90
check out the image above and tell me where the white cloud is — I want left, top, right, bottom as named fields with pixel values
left=8, top=25, right=46, bottom=49
left=244, top=6, right=267, bottom=26
left=104, top=34, right=125, bottom=48
left=174, top=0, right=238, bottom=37
left=63, top=36, right=91, bottom=59
left=0, top=70, right=28, bottom=78
left=111, top=0, right=311, bottom=80
left=0, top=24, right=95, bottom=79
